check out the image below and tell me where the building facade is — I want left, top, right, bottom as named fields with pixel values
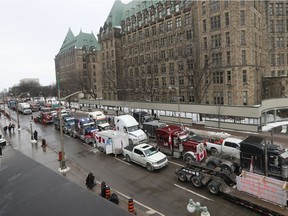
left=54, top=28, right=102, bottom=99
left=56, top=0, right=288, bottom=106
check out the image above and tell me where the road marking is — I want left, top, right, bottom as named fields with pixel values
left=114, top=157, right=130, bottom=165
left=174, top=184, right=214, bottom=201
left=168, top=160, right=183, bottom=167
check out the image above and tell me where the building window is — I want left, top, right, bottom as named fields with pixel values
left=227, top=91, right=232, bottom=105
left=145, top=29, right=149, bottom=37
left=226, top=32, right=230, bottom=47
left=167, top=8, right=171, bottom=16
left=169, top=62, right=174, bottom=73
left=277, top=53, right=285, bottom=65
left=240, top=0, right=245, bottom=6
left=203, top=19, right=207, bottom=32
left=179, top=76, right=184, bottom=85
left=240, top=30, right=246, bottom=45
left=213, top=91, right=224, bottom=105
left=270, top=20, right=274, bottom=32
left=175, top=4, right=179, bottom=12
left=210, top=15, right=221, bottom=30
left=269, top=3, right=273, bottom=16
left=276, top=20, right=284, bottom=32
left=169, top=48, right=174, bottom=58
left=161, top=64, right=166, bottom=73
left=212, top=52, right=222, bottom=66
left=213, top=71, right=223, bottom=84
left=276, top=3, right=284, bottom=16
left=159, top=22, right=164, bottom=33
left=152, top=26, right=156, bottom=36
left=210, top=0, right=220, bottom=12
left=187, top=29, right=192, bottom=40
left=271, top=54, right=275, bottom=66
left=170, top=76, right=175, bottom=85
left=176, top=17, right=182, bottom=28
left=227, top=70, right=231, bottom=84
left=159, top=11, right=162, bottom=19
left=167, top=20, right=173, bottom=31
left=225, top=12, right=229, bottom=26
left=243, top=91, right=248, bottom=105
left=203, top=37, right=208, bottom=50
left=242, top=70, right=247, bottom=83
left=276, top=37, right=284, bottom=48
left=162, top=77, right=167, bottom=86
left=202, top=1, right=206, bottom=15
left=185, top=13, right=191, bottom=26
left=240, top=11, right=245, bottom=25
left=226, top=51, right=231, bottom=65
left=242, top=50, right=246, bottom=64
left=211, top=34, right=221, bottom=48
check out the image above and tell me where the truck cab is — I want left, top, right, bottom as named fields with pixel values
left=114, top=115, right=148, bottom=145
left=70, top=117, right=97, bottom=144
left=88, top=111, right=110, bottom=131
left=156, top=125, right=206, bottom=162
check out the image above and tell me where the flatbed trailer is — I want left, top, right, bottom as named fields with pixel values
left=176, top=164, right=288, bottom=215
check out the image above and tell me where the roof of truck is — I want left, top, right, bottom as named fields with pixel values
left=116, top=115, right=138, bottom=127
left=96, top=130, right=128, bottom=138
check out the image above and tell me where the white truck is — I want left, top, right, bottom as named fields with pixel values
left=123, top=143, right=168, bottom=172
left=95, top=130, right=129, bottom=155
left=205, top=137, right=242, bottom=159
left=88, top=111, right=110, bottom=131
left=114, top=115, right=148, bottom=145
left=17, top=102, right=32, bottom=114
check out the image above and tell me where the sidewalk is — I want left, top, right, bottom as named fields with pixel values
left=0, top=113, right=157, bottom=216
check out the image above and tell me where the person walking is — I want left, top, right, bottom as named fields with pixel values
left=33, top=130, right=38, bottom=141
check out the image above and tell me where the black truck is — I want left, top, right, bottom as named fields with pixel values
left=175, top=135, right=288, bottom=215
left=133, top=111, right=154, bottom=124
left=142, top=121, right=166, bottom=138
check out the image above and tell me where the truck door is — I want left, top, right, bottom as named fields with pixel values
left=133, top=149, right=146, bottom=165
left=224, top=141, right=240, bottom=159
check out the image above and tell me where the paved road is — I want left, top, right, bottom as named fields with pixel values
left=3, top=109, right=287, bottom=216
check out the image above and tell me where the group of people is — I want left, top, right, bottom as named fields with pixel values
left=3, top=122, right=15, bottom=132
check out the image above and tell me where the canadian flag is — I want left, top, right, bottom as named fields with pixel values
left=94, top=133, right=99, bottom=141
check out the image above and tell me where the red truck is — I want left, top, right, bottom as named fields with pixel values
left=155, top=125, right=206, bottom=163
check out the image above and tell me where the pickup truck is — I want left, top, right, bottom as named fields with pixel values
left=205, top=137, right=242, bottom=159
left=123, top=143, right=168, bottom=172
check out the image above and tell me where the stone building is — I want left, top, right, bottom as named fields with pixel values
left=55, top=0, right=288, bottom=106
left=54, top=28, right=102, bottom=99
left=98, top=0, right=272, bottom=106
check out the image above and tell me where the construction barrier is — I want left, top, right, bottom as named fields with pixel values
left=100, top=181, right=106, bottom=198
left=128, top=198, right=134, bottom=214
left=105, top=186, right=111, bottom=199
left=58, top=151, right=62, bottom=161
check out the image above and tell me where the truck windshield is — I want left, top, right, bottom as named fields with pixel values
left=96, top=119, right=107, bottom=125
left=179, top=134, right=189, bottom=142
left=127, top=125, right=139, bottom=132
left=144, top=147, right=157, bottom=156
left=83, top=122, right=95, bottom=129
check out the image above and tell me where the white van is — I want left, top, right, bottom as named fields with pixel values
left=18, top=102, right=32, bottom=114
left=114, top=115, right=148, bottom=145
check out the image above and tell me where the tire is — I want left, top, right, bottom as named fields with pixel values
left=73, top=132, right=76, bottom=138
left=129, top=139, right=133, bottom=145
left=125, top=154, right=131, bottom=163
left=177, top=171, right=187, bottom=182
left=146, top=163, right=153, bottom=172
left=183, top=154, right=196, bottom=165
left=191, top=176, right=202, bottom=188
left=210, top=148, right=219, bottom=155
left=206, top=158, right=221, bottom=169
left=85, top=138, right=89, bottom=144
left=207, top=181, right=220, bottom=195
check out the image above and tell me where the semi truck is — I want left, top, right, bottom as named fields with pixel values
left=17, top=102, right=32, bottom=114
left=175, top=135, right=288, bottom=215
left=94, top=130, right=129, bottom=155
left=114, top=115, right=148, bottom=145
left=88, top=110, right=110, bottom=131
left=70, top=117, right=97, bottom=144
left=155, top=125, right=207, bottom=163
left=142, top=121, right=167, bottom=139
left=122, top=143, right=168, bottom=172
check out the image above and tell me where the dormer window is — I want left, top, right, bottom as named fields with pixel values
left=175, top=4, right=179, bottom=12
left=159, top=11, right=162, bottom=18
left=151, top=14, right=155, bottom=22
left=142, top=1, right=146, bottom=8
left=167, top=8, right=171, bottom=15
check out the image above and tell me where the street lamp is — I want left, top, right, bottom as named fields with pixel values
left=187, top=199, right=210, bottom=216
left=57, top=73, right=84, bottom=173
left=16, top=92, right=30, bottom=130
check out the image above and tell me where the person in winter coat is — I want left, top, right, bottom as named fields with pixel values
left=86, top=172, right=96, bottom=189
left=33, top=130, right=38, bottom=141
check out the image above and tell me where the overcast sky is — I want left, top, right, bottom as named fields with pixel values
left=0, top=0, right=132, bottom=91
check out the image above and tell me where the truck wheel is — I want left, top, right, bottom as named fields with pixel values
left=72, top=133, right=76, bottom=138
left=85, top=138, right=89, bottom=144
left=177, top=171, right=187, bottom=182
left=210, top=148, right=218, bottom=155
left=146, top=163, right=153, bottom=172
left=183, top=154, right=196, bottom=165
left=125, top=155, right=131, bottom=163
left=191, top=176, right=202, bottom=188
left=207, top=181, right=220, bottom=195
left=206, top=158, right=221, bottom=169
left=128, top=139, right=133, bottom=145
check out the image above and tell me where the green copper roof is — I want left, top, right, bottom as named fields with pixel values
left=58, top=28, right=99, bottom=54
left=104, top=0, right=167, bottom=28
